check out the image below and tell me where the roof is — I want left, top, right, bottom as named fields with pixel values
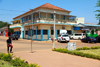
left=75, top=23, right=100, bottom=27
left=85, top=23, right=97, bottom=25
left=13, top=3, right=71, bottom=19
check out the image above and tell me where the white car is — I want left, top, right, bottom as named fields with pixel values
left=57, top=34, right=70, bottom=43
left=70, top=33, right=85, bottom=40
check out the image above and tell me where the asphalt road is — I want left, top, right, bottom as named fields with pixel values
left=0, top=36, right=100, bottom=53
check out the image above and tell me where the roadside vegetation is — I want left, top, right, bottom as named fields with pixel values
left=53, top=46, right=100, bottom=60
left=0, top=52, right=41, bottom=67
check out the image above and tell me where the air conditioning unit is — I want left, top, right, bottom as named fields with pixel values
left=62, top=27, right=66, bottom=29
left=51, top=27, right=54, bottom=29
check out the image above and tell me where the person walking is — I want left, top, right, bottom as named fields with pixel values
left=6, top=37, right=13, bottom=53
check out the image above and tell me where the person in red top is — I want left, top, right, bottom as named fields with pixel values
left=6, top=37, right=13, bottom=53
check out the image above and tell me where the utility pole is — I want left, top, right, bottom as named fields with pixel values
left=31, top=9, right=34, bottom=53
left=53, top=11, right=56, bottom=49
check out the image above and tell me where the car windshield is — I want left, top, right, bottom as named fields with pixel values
left=62, top=35, right=68, bottom=37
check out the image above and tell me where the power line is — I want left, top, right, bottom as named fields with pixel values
left=0, top=9, right=26, bottom=12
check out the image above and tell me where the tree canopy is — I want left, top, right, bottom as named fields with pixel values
left=0, top=21, right=11, bottom=28
left=95, top=0, right=100, bottom=25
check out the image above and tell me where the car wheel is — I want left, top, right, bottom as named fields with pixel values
left=57, top=39, right=59, bottom=42
left=94, top=42, right=97, bottom=43
left=16, top=38, right=18, bottom=40
left=78, top=38, right=81, bottom=40
left=13, top=38, right=15, bottom=40
left=88, top=41, right=91, bottom=43
left=59, top=40, right=62, bottom=43
left=67, top=41, right=69, bottom=43
left=71, top=37, right=73, bottom=40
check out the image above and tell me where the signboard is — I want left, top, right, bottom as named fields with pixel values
left=28, top=29, right=34, bottom=36
left=82, top=27, right=90, bottom=30
left=60, top=30, right=67, bottom=35
left=66, top=42, right=76, bottom=51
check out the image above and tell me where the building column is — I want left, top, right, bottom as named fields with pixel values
left=20, top=26, right=24, bottom=39
left=39, top=11, right=40, bottom=22
left=24, top=31, right=26, bottom=39
left=16, top=32, right=17, bottom=35
left=41, top=29, right=43, bottom=40
left=47, top=30, right=49, bottom=40
left=71, top=30, right=73, bottom=35
left=36, top=30, right=37, bottom=40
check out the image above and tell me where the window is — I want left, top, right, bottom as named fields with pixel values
left=43, top=30, right=47, bottom=35
left=51, top=30, right=54, bottom=35
left=26, top=31, right=28, bottom=35
left=62, top=35, right=68, bottom=37
left=26, top=16, right=28, bottom=21
left=57, top=30, right=60, bottom=35
left=63, top=16, right=66, bottom=20
left=51, top=14, right=54, bottom=19
left=36, top=13, right=39, bottom=18
left=67, top=30, right=71, bottom=34
left=37, top=30, right=41, bottom=35
left=75, top=34, right=82, bottom=36
left=33, top=30, right=36, bottom=34
left=29, top=15, right=31, bottom=20
left=69, top=16, right=76, bottom=21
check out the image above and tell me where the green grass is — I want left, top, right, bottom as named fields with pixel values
left=0, top=60, right=13, bottom=67
left=77, top=49, right=100, bottom=56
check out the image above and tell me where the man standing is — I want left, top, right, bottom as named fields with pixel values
left=6, top=37, right=13, bottom=53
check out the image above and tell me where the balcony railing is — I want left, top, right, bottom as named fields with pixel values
left=22, top=18, right=76, bottom=24
left=10, top=24, right=21, bottom=28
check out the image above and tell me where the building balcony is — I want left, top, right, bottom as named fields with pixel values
left=22, top=18, right=76, bottom=25
left=10, top=24, right=21, bottom=28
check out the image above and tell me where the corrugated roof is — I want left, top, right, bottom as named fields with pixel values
left=13, top=3, right=71, bottom=19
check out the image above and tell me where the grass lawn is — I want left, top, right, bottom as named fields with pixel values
left=77, top=49, right=100, bottom=56
left=0, top=60, right=13, bottom=67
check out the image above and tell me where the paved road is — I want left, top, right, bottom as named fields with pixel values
left=0, top=36, right=100, bottom=53
left=0, top=36, right=100, bottom=67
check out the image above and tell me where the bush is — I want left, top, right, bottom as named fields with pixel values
left=10, top=57, right=40, bottom=67
left=0, top=52, right=5, bottom=59
left=91, top=46, right=100, bottom=49
left=10, top=57, right=28, bottom=66
left=53, top=48, right=100, bottom=60
left=1, top=53, right=12, bottom=61
left=82, top=47, right=90, bottom=50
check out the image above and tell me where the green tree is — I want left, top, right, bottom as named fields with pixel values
left=0, top=21, right=10, bottom=28
left=95, top=0, right=100, bottom=25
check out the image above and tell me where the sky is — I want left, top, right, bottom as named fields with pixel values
left=0, top=0, right=99, bottom=24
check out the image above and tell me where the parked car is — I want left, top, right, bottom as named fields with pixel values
left=81, top=36, right=97, bottom=43
left=57, top=34, right=70, bottom=43
left=95, top=35, right=100, bottom=43
left=70, top=33, right=85, bottom=40
left=9, top=34, right=19, bottom=40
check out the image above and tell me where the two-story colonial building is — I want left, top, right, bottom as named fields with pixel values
left=10, top=3, right=85, bottom=41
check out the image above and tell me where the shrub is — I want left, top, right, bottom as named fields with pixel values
left=0, top=52, right=5, bottom=59
left=76, top=48, right=82, bottom=50
left=10, top=57, right=40, bottom=67
left=10, top=57, right=28, bottom=66
left=53, top=48, right=100, bottom=60
left=82, top=47, right=90, bottom=50
left=1, top=53, right=12, bottom=61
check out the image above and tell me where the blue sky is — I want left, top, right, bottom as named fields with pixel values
left=0, top=0, right=99, bottom=24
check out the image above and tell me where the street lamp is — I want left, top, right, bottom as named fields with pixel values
left=31, top=9, right=34, bottom=53
left=53, top=11, right=56, bottom=49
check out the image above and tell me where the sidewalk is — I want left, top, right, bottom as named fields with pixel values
left=0, top=36, right=80, bottom=43
left=14, top=50, right=100, bottom=67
